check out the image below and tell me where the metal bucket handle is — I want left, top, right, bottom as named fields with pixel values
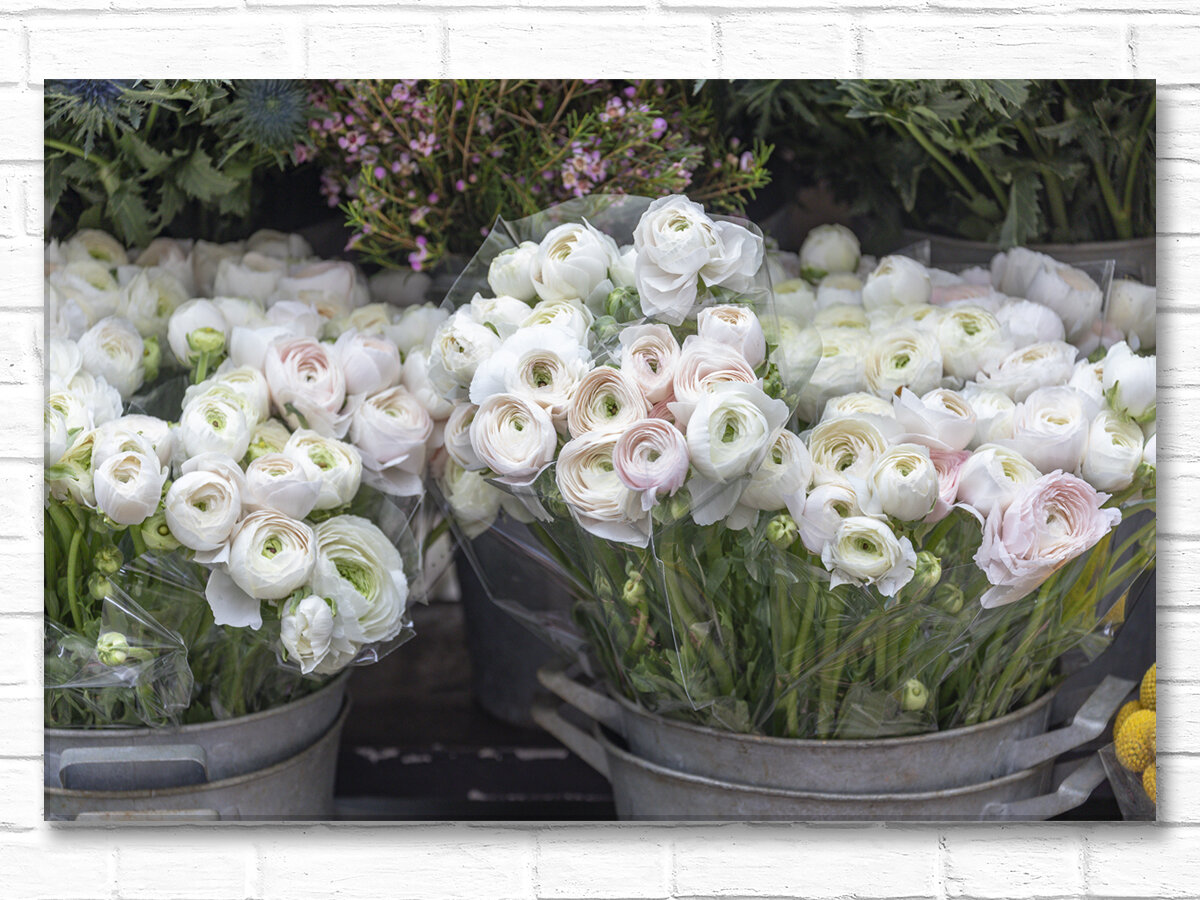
left=983, top=754, right=1108, bottom=820
left=531, top=697, right=610, bottom=780
left=58, top=745, right=210, bottom=791
left=537, top=659, right=624, bottom=734
left=1000, top=675, right=1136, bottom=773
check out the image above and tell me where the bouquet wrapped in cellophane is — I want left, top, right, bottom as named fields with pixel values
left=44, top=228, right=452, bottom=727
left=431, top=194, right=1156, bottom=739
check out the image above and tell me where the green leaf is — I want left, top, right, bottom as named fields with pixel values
left=120, top=132, right=179, bottom=179
left=105, top=184, right=153, bottom=247
left=998, top=170, right=1041, bottom=248
left=174, top=147, right=239, bottom=202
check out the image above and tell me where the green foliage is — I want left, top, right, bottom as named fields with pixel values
left=718, top=79, right=1155, bottom=247
left=45, top=79, right=312, bottom=246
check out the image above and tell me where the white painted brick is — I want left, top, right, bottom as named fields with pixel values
left=0, top=382, right=42, bottom=459
left=0, top=242, right=44, bottom=310
left=115, top=837, right=255, bottom=900
left=672, top=827, right=938, bottom=897
left=859, top=18, right=1129, bottom=77
left=1158, top=540, right=1200, bottom=610
left=717, top=16, right=854, bottom=78
left=0, top=458, right=41, bottom=540
left=1156, top=754, right=1200, bottom=823
left=304, top=18, right=443, bottom=76
left=0, top=27, right=20, bottom=88
left=1160, top=159, right=1200, bottom=237
left=22, top=173, right=41, bottom=238
left=0, top=310, right=42, bottom=387
left=0, top=542, right=44, bottom=617
left=28, top=21, right=306, bottom=78
left=0, top=832, right=111, bottom=899
left=1134, top=21, right=1200, bottom=84
left=1158, top=97, right=1200, bottom=163
left=1086, top=825, right=1200, bottom=897
left=445, top=14, right=717, bottom=78
left=1155, top=678, right=1192, bottom=755
left=0, top=758, right=43, bottom=828
left=0, top=87, right=45, bottom=161
left=258, top=829, right=535, bottom=899
left=537, top=830, right=669, bottom=899
left=0, top=615, right=41, bottom=690
left=0, top=695, right=42, bottom=758
left=943, top=827, right=1083, bottom=898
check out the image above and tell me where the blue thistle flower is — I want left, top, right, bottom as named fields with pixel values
left=225, top=80, right=310, bottom=155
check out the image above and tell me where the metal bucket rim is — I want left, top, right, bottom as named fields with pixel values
left=899, top=228, right=1156, bottom=255
left=594, top=723, right=1048, bottom=803
left=609, top=683, right=1058, bottom=750
left=44, top=670, right=350, bottom=740
left=44, top=700, right=350, bottom=801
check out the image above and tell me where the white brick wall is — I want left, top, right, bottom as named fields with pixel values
left=4, top=4, right=1193, bottom=898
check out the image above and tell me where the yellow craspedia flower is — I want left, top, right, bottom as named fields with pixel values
left=1114, top=699, right=1143, bottom=738
left=1116, top=709, right=1156, bottom=773
left=1144, top=762, right=1157, bottom=804
left=1141, top=663, right=1156, bottom=711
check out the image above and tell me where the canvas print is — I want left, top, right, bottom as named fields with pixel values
left=42, top=79, right=1157, bottom=821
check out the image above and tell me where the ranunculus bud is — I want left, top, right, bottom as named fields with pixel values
left=800, top=224, right=860, bottom=279
left=96, top=631, right=130, bottom=666
left=94, top=545, right=123, bottom=575
left=933, top=582, right=964, bottom=614
left=901, top=679, right=929, bottom=711
left=903, top=551, right=942, bottom=603
left=141, top=511, right=181, bottom=552
left=767, top=513, right=799, bottom=549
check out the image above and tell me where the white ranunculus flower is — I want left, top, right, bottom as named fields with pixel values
left=1101, top=341, right=1156, bottom=422
left=67, top=370, right=123, bottom=427
left=771, top=279, right=818, bottom=324
left=612, top=417, right=690, bottom=511
left=168, top=299, right=230, bottom=366
left=808, top=415, right=890, bottom=484
left=1107, top=279, right=1156, bottom=351
left=959, top=383, right=1014, bottom=448
left=1003, top=386, right=1096, bottom=474
left=990, top=247, right=1054, bottom=298
left=937, top=305, right=1012, bottom=382
left=633, top=195, right=763, bottom=326
left=77, top=316, right=144, bottom=400
left=669, top=336, right=758, bottom=428
left=976, top=341, right=1078, bottom=402
left=1143, top=433, right=1156, bottom=469
left=243, top=453, right=321, bottom=520
left=619, top=324, right=681, bottom=405
left=813, top=303, right=869, bottom=330
left=863, top=443, right=939, bottom=522
left=469, top=325, right=591, bottom=427
left=94, top=449, right=166, bottom=526
left=800, top=224, right=860, bottom=277
left=49, top=260, right=121, bottom=335
left=326, top=303, right=393, bottom=340
left=224, top=510, right=316, bottom=605
left=697, top=304, right=766, bottom=368
left=532, top=221, right=618, bottom=309
left=796, top=328, right=870, bottom=422
left=994, top=298, right=1066, bottom=349
left=264, top=337, right=349, bottom=437
left=272, top=260, right=361, bottom=320
left=63, top=229, right=128, bottom=267
left=521, top=297, right=594, bottom=345
left=311, top=515, right=408, bottom=644
left=686, top=383, right=788, bottom=525
left=131, top=237, right=195, bottom=293
left=211, top=296, right=268, bottom=330
left=264, top=299, right=322, bottom=339
left=247, top=418, right=293, bottom=458
left=93, top=415, right=172, bottom=469
left=428, top=308, right=502, bottom=398
left=439, top=456, right=503, bottom=538
left=246, top=229, right=311, bottom=261
left=386, top=304, right=449, bottom=357
left=213, top=251, right=286, bottom=303
left=894, top=388, right=977, bottom=452
left=821, top=392, right=896, bottom=423
left=165, top=469, right=243, bottom=553
left=117, top=269, right=188, bottom=343
left=226, top=325, right=289, bottom=371
left=191, top=240, right=244, bottom=298
left=46, top=337, right=83, bottom=391
left=468, top=292, right=535, bottom=339
left=207, top=364, right=271, bottom=426
left=1068, top=358, right=1105, bottom=405
left=488, top=242, right=540, bottom=302
left=1024, top=263, right=1103, bottom=344
left=956, top=444, right=1042, bottom=518
left=47, top=427, right=97, bottom=506
left=795, top=478, right=869, bottom=556
left=399, top=348, right=454, bottom=422
left=1081, top=409, right=1145, bottom=491
left=822, top=516, right=916, bottom=597
left=470, top=393, right=557, bottom=485
left=444, top=404, right=483, bottom=470
left=567, top=366, right=651, bottom=438
left=861, top=256, right=932, bottom=311
left=45, top=405, right=68, bottom=467
left=334, top=330, right=402, bottom=397
left=610, top=244, right=638, bottom=289
left=350, top=386, right=433, bottom=497
left=179, top=390, right=251, bottom=460
left=739, top=429, right=813, bottom=513
left=557, top=430, right=649, bottom=546
left=46, top=389, right=93, bottom=449
left=865, top=327, right=943, bottom=398
left=282, top=429, right=363, bottom=510
left=280, top=594, right=356, bottom=676
left=816, top=273, right=864, bottom=310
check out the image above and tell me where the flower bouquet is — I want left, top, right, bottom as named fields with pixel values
left=431, top=194, right=1155, bottom=741
left=44, top=227, right=451, bottom=727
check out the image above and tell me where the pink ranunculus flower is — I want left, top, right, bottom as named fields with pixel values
left=697, top=304, right=766, bottom=368
left=974, top=471, right=1121, bottom=608
left=924, top=448, right=971, bottom=523
left=334, top=330, right=402, bottom=397
left=668, top=336, right=759, bottom=428
left=613, top=418, right=690, bottom=512
left=619, top=324, right=680, bottom=404
left=264, top=337, right=349, bottom=437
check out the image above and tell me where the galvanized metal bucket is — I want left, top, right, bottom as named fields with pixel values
left=46, top=701, right=349, bottom=821
left=538, top=662, right=1132, bottom=793
left=532, top=699, right=1107, bottom=821
left=45, top=671, right=349, bottom=788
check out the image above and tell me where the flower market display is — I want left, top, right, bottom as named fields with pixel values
left=433, top=194, right=1156, bottom=743
left=44, top=226, right=449, bottom=727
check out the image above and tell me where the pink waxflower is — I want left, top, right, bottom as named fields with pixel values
left=974, top=471, right=1121, bottom=608
left=613, top=418, right=690, bottom=511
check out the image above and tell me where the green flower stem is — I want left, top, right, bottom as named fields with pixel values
left=1091, top=153, right=1133, bottom=241
left=1013, top=120, right=1071, bottom=237
left=44, top=137, right=112, bottom=167
left=65, top=528, right=85, bottom=632
left=781, top=577, right=818, bottom=736
left=1122, top=94, right=1156, bottom=216
left=816, top=590, right=844, bottom=738
left=129, top=524, right=147, bottom=559
left=422, top=516, right=452, bottom=553
left=193, top=350, right=211, bottom=385
left=983, top=580, right=1056, bottom=718
left=902, top=120, right=989, bottom=210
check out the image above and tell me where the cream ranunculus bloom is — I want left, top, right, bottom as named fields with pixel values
left=936, top=304, right=1012, bottom=382
left=567, top=366, right=650, bottom=438
left=737, top=429, right=814, bottom=518
left=861, top=256, right=932, bottom=311
left=280, top=594, right=357, bottom=676
left=243, top=453, right=322, bottom=520
left=799, top=224, right=860, bottom=278
left=168, top=299, right=230, bottom=366
left=428, top=307, right=502, bottom=398
left=955, top=443, right=1042, bottom=519
left=93, top=449, right=166, bottom=526
left=311, top=515, right=409, bottom=644
left=488, top=241, right=540, bottom=302
left=1106, top=279, right=1156, bottom=351
left=350, top=385, right=434, bottom=497
left=864, top=327, right=943, bottom=398
left=821, top=516, right=916, bottom=597
left=808, top=415, right=890, bottom=484
left=1081, top=409, right=1145, bottom=491
left=976, top=341, right=1077, bottom=402
left=264, top=336, right=349, bottom=438
left=333, top=330, right=402, bottom=397
left=796, top=327, right=870, bottom=422
left=470, top=392, right=558, bottom=485
left=697, top=304, right=766, bottom=368
left=77, top=316, right=145, bottom=400
left=893, top=388, right=977, bottom=452
left=1002, top=385, right=1096, bottom=474
left=961, top=382, right=1017, bottom=448
left=612, top=417, right=690, bottom=511
left=439, top=456, right=503, bottom=539
left=220, top=509, right=317, bottom=610
left=531, top=221, right=618, bottom=309
left=469, top=324, right=591, bottom=428
left=633, top=195, right=763, bottom=326
left=619, top=324, right=681, bottom=405
left=282, top=429, right=363, bottom=510
left=214, top=251, right=286, bottom=303
left=1101, top=341, right=1156, bottom=422
left=669, top=336, right=758, bottom=428
left=179, top=389, right=252, bottom=460
left=557, top=430, right=650, bottom=546
left=863, top=443, right=939, bottom=522
left=165, top=468, right=243, bottom=553
left=521, top=297, right=594, bottom=345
